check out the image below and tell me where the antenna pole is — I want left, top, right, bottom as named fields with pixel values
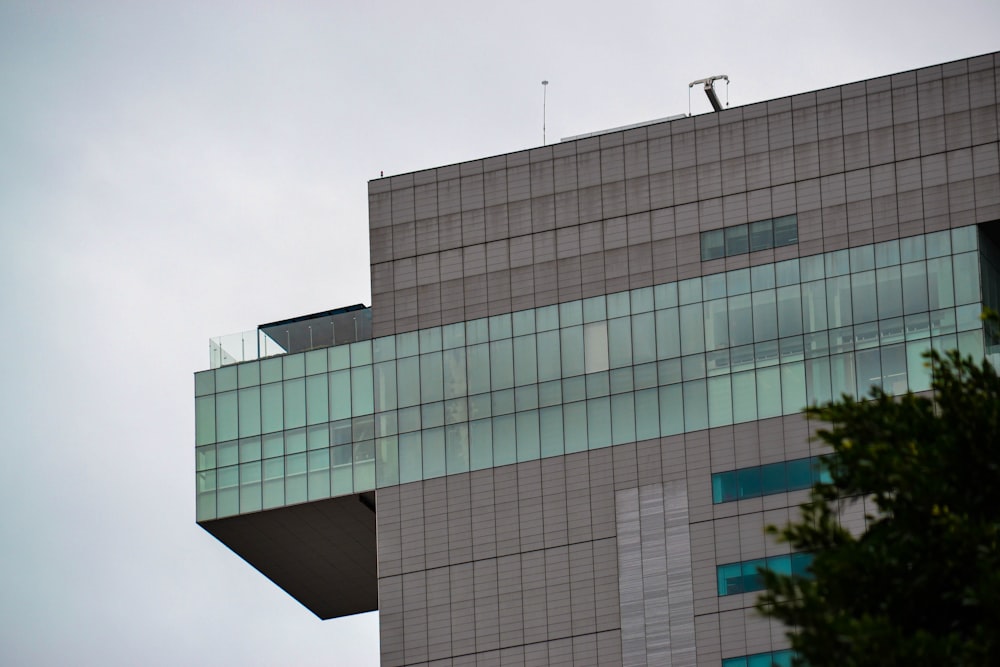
left=542, top=80, right=549, bottom=144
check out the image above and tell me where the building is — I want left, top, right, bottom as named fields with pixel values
left=194, top=52, right=1000, bottom=666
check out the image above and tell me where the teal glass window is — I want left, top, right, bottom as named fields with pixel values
left=712, top=456, right=829, bottom=503
left=717, top=553, right=813, bottom=595
left=199, top=225, right=990, bottom=516
left=701, top=215, right=798, bottom=261
left=722, top=649, right=798, bottom=667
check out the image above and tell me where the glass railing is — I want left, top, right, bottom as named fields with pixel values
left=209, top=307, right=372, bottom=368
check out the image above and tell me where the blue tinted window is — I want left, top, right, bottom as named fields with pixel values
left=713, top=456, right=828, bottom=504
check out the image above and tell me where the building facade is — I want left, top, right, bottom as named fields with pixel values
left=195, top=52, right=1000, bottom=666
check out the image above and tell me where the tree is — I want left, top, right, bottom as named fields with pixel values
left=758, top=338, right=1000, bottom=666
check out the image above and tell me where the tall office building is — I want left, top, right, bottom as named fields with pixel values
left=195, top=52, right=1000, bottom=666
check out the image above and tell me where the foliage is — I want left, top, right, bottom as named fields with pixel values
left=758, top=339, right=1000, bottom=666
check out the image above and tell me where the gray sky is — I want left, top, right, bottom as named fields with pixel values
left=0, top=1, right=996, bottom=665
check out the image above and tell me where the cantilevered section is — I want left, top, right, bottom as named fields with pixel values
left=259, top=305, right=372, bottom=356
left=198, top=492, right=377, bottom=619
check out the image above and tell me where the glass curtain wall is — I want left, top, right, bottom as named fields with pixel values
left=196, top=226, right=989, bottom=520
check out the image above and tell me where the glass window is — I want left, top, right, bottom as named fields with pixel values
left=305, top=375, right=328, bottom=426
left=752, top=290, right=778, bottom=342
left=703, top=299, right=731, bottom=353
left=775, top=258, right=800, bottom=287
left=634, top=388, right=660, bottom=441
left=585, top=321, right=611, bottom=372
left=216, top=391, right=238, bottom=442
left=925, top=230, right=952, bottom=258
left=422, top=427, right=446, bottom=478
left=535, top=304, right=559, bottom=331
left=850, top=245, right=875, bottom=272
left=786, top=458, right=814, bottom=491
left=827, top=275, right=854, bottom=328
left=468, top=420, right=492, bottom=471
left=513, top=335, right=538, bottom=386
left=539, top=405, right=565, bottom=458
left=445, top=425, right=469, bottom=474
left=680, top=303, right=706, bottom=355
left=776, top=285, right=803, bottom=337
left=631, top=312, right=657, bottom=364
left=466, top=343, right=491, bottom=395
left=536, top=330, right=561, bottom=382
left=800, top=254, right=824, bottom=282
left=707, top=375, right=733, bottom=428
left=607, top=291, right=631, bottom=318
left=712, top=470, right=738, bottom=503
left=489, top=339, right=514, bottom=390
left=701, top=229, right=725, bottom=261
left=731, top=371, right=758, bottom=423
left=726, top=224, right=749, bottom=255
left=727, top=268, right=750, bottom=295
left=772, top=215, right=798, bottom=246
left=850, top=270, right=877, bottom=324
left=900, top=234, right=926, bottom=262
left=611, top=393, right=637, bottom=445
left=559, top=300, right=583, bottom=326
left=582, top=295, right=607, bottom=323
left=587, top=397, right=612, bottom=449
left=751, top=264, right=776, bottom=292
left=560, top=326, right=585, bottom=378
left=493, top=415, right=516, bottom=465
left=659, top=384, right=684, bottom=436
left=875, top=239, right=900, bottom=268
left=749, top=219, right=773, bottom=252
left=702, top=274, right=727, bottom=301
left=195, top=396, right=216, bottom=446
left=656, top=308, right=681, bottom=360
left=760, top=462, right=786, bottom=495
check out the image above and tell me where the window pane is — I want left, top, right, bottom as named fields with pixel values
left=701, top=229, right=725, bottom=260
left=749, top=219, right=773, bottom=252
left=634, top=388, right=660, bottom=441
left=682, top=379, right=708, bottom=432
left=515, top=410, right=540, bottom=461
left=786, top=458, right=813, bottom=491
left=731, top=371, right=758, bottom=423
left=443, top=348, right=467, bottom=399
left=760, top=462, right=786, bottom=495
left=398, top=432, right=422, bottom=483
left=708, top=375, right=733, bottom=428
left=446, top=424, right=470, bottom=474
left=713, top=471, right=738, bottom=503
left=587, top=397, right=612, bottom=449
left=752, top=290, right=778, bottom=342
left=757, top=367, right=782, bottom=419
left=726, top=224, right=749, bottom=255
left=216, top=391, right=238, bottom=442
left=561, top=326, right=585, bottom=378
left=772, top=215, right=798, bottom=246
left=466, top=343, right=491, bottom=394
left=422, top=427, right=446, bottom=478
left=631, top=312, right=657, bottom=364
left=351, top=367, right=374, bottom=416
left=680, top=303, right=706, bottom=355
left=781, top=362, right=806, bottom=415
left=539, top=406, right=565, bottom=458
left=469, top=420, right=493, bottom=471
left=536, top=330, right=561, bottom=381
left=490, top=339, right=514, bottom=390
left=656, top=308, right=681, bottom=359
left=513, top=335, right=538, bottom=386
left=659, top=384, right=684, bottom=436
left=586, top=321, right=612, bottom=372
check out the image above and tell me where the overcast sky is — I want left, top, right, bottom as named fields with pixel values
left=0, top=2, right=997, bottom=665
